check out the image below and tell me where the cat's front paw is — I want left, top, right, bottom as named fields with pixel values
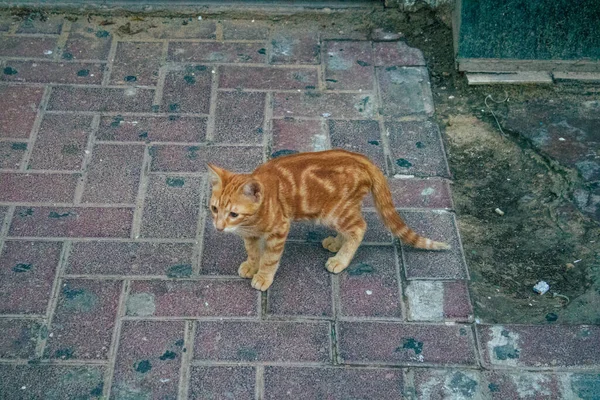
left=322, top=236, right=343, bottom=252
left=251, top=273, right=274, bottom=291
left=325, top=257, right=348, bottom=274
left=238, top=260, right=258, bottom=279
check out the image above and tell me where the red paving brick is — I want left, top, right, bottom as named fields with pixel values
left=1, top=61, right=104, bottom=84
left=81, top=144, right=145, bottom=204
left=267, top=243, right=333, bottom=317
left=189, top=366, right=256, bottom=400
left=63, top=34, right=112, bottom=61
left=149, top=144, right=263, bottom=173
left=194, top=321, right=331, bottom=363
left=0, top=86, right=43, bottom=139
left=0, top=240, right=62, bottom=314
left=110, top=42, right=163, bottom=86
left=373, top=41, right=426, bottom=66
left=337, top=321, right=477, bottom=366
left=271, top=118, right=326, bottom=156
left=339, top=246, right=402, bottom=318
left=0, top=172, right=78, bottom=203
left=29, top=114, right=92, bottom=170
left=0, top=319, right=41, bottom=358
left=97, top=115, right=206, bottom=142
left=387, top=120, right=450, bottom=177
left=264, top=366, right=405, bottom=400
left=47, top=87, right=155, bottom=112
left=399, top=210, right=468, bottom=279
left=112, top=320, right=185, bottom=400
left=9, top=207, right=133, bottom=238
left=0, top=141, right=27, bottom=168
left=140, top=175, right=202, bottom=239
left=16, top=16, right=63, bottom=34
left=0, top=36, right=57, bottom=58
left=45, top=279, right=121, bottom=360
left=219, top=65, right=318, bottom=90
left=214, top=91, right=266, bottom=144
left=67, top=241, right=195, bottom=276
left=168, top=41, right=267, bottom=63
left=222, top=20, right=269, bottom=40
left=362, top=212, right=393, bottom=243
left=199, top=221, right=247, bottom=275
left=324, top=41, right=374, bottom=90
left=442, top=281, right=473, bottom=321
left=0, top=365, right=105, bottom=399
left=148, top=20, right=216, bottom=39
left=328, top=120, right=386, bottom=172
left=477, top=324, right=600, bottom=369
left=363, top=178, right=453, bottom=209
left=272, top=92, right=375, bottom=119
left=127, top=280, right=259, bottom=317
left=162, top=67, right=212, bottom=114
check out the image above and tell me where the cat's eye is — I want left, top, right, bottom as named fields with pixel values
left=229, top=212, right=239, bottom=218
left=210, top=205, right=217, bottom=213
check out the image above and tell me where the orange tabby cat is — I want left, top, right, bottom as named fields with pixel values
left=208, top=149, right=450, bottom=291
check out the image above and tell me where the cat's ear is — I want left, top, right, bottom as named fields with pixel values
left=207, top=164, right=227, bottom=188
left=242, top=180, right=263, bottom=203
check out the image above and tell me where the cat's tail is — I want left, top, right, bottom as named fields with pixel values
left=368, top=164, right=451, bottom=251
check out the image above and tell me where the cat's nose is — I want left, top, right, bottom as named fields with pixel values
left=215, top=221, right=225, bottom=232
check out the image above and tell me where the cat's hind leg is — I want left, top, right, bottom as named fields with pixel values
left=325, top=213, right=366, bottom=274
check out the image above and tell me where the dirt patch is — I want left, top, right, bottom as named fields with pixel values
left=408, top=7, right=600, bottom=324
left=445, top=115, right=599, bottom=324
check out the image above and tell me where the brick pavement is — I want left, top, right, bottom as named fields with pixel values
left=0, top=14, right=598, bottom=400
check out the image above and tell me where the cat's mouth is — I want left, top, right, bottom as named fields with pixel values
left=213, top=222, right=241, bottom=234
left=213, top=219, right=256, bottom=235
left=213, top=221, right=226, bottom=232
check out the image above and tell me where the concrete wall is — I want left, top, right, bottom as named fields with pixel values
left=1, top=0, right=452, bottom=10
left=386, top=0, right=452, bottom=8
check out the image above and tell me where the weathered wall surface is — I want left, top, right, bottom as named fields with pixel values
left=1, top=0, right=452, bottom=11
left=386, top=0, right=452, bottom=8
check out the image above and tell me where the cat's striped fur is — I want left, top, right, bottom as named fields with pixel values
left=208, top=149, right=450, bottom=291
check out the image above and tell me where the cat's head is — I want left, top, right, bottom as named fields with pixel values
left=207, top=164, right=263, bottom=233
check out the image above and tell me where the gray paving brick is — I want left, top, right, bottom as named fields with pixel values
left=377, top=66, right=434, bottom=116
